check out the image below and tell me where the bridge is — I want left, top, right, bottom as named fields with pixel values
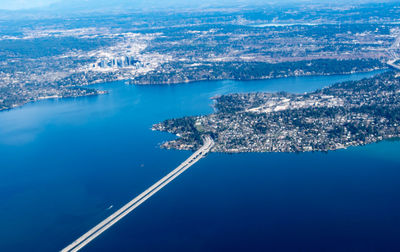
left=387, top=59, right=400, bottom=71
left=62, top=135, right=214, bottom=252
left=387, top=33, right=400, bottom=70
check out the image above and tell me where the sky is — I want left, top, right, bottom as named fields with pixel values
left=0, top=0, right=248, bottom=10
left=0, top=0, right=281, bottom=11
left=0, top=0, right=60, bottom=10
left=0, top=0, right=389, bottom=11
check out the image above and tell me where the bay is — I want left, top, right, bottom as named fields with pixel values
left=1, top=71, right=399, bottom=251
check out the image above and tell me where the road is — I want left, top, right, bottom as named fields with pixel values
left=387, top=59, right=400, bottom=71
left=61, top=135, right=214, bottom=252
left=387, top=33, right=400, bottom=70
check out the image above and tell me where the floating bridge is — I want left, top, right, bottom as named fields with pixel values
left=62, top=136, right=214, bottom=252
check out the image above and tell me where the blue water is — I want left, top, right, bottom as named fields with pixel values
left=0, top=71, right=399, bottom=251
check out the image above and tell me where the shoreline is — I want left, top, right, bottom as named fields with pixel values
left=154, top=70, right=399, bottom=155
left=160, top=135, right=400, bottom=154
left=130, top=67, right=386, bottom=87
left=0, top=68, right=385, bottom=113
left=0, top=90, right=107, bottom=113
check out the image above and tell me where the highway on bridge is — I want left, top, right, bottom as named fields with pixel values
left=62, top=135, right=214, bottom=252
left=387, top=33, right=400, bottom=70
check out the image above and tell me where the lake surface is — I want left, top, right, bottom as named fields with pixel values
left=1, top=71, right=400, bottom=251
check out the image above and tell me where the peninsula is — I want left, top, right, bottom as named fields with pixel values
left=153, top=71, right=400, bottom=153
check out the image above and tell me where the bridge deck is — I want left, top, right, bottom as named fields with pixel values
left=62, top=136, right=214, bottom=252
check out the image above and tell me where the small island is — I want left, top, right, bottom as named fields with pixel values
left=153, top=71, right=400, bottom=153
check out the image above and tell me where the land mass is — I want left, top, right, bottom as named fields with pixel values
left=153, top=70, right=400, bottom=153
left=2, top=1, right=400, bottom=111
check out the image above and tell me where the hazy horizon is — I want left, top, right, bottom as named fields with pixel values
left=0, top=0, right=394, bottom=11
